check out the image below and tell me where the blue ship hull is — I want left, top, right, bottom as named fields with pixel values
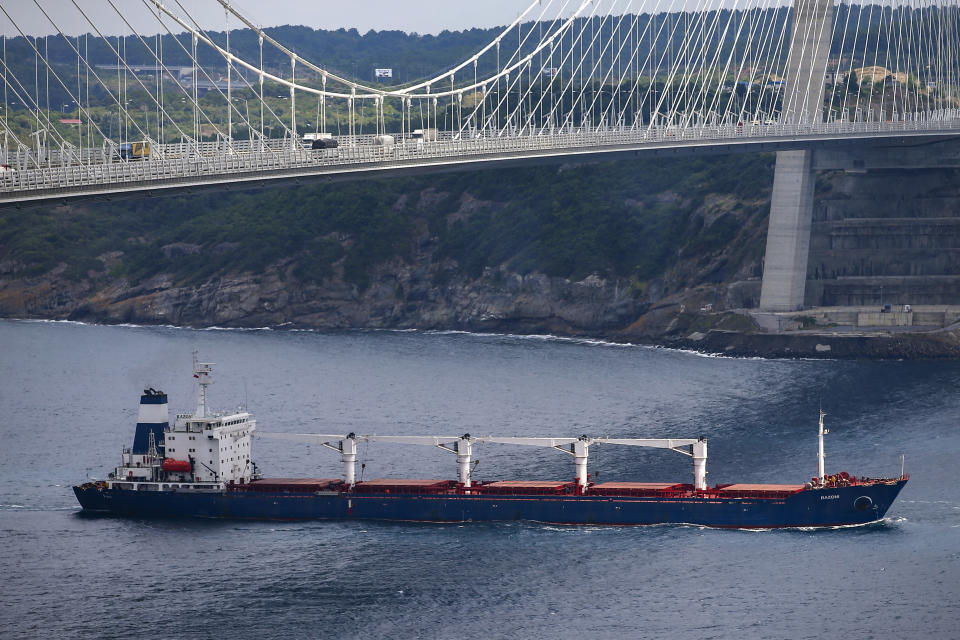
left=74, top=480, right=907, bottom=528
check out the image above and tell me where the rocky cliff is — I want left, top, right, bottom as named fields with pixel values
left=2, top=154, right=959, bottom=358
left=0, top=155, right=772, bottom=336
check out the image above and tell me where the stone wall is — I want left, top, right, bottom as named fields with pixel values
left=804, top=166, right=960, bottom=306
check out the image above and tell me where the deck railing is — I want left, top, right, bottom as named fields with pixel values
left=3, top=112, right=959, bottom=202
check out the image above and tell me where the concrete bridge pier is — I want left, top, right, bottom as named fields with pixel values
left=759, top=150, right=816, bottom=311
left=758, top=0, right=832, bottom=311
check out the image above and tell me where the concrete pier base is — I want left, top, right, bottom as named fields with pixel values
left=758, top=0, right=832, bottom=311
left=759, top=150, right=816, bottom=311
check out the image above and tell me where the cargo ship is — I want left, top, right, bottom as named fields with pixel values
left=74, top=354, right=908, bottom=528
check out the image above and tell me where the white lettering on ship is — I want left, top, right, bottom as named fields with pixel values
left=821, top=494, right=840, bottom=500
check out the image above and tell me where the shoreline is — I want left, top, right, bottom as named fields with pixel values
left=7, top=315, right=960, bottom=360
left=661, top=328, right=960, bottom=360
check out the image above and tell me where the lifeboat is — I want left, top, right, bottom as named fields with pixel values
left=162, top=458, right=192, bottom=473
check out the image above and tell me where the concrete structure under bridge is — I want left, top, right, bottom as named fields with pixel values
left=740, top=0, right=960, bottom=312
left=726, top=136, right=960, bottom=313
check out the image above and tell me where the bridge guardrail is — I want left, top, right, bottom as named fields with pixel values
left=2, top=112, right=960, bottom=200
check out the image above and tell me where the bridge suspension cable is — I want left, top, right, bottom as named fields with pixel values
left=0, top=0, right=958, bottom=201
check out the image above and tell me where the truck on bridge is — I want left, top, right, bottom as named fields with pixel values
left=118, top=142, right=150, bottom=161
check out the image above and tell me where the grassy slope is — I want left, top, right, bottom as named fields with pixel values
left=0, top=153, right=774, bottom=297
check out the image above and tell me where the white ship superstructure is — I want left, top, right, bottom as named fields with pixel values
left=109, top=352, right=256, bottom=490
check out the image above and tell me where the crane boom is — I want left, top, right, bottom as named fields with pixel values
left=256, top=432, right=709, bottom=490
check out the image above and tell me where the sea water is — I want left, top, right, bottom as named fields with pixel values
left=1, top=319, right=958, bottom=639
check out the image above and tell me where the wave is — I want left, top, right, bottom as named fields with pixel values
left=419, top=330, right=800, bottom=362
left=0, top=504, right=78, bottom=512
left=13, top=318, right=276, bottom=332
left=9, top=318, right=807, bottom=362
left=20, top=318, right=94, bottom=326
left=421, top=328, right=644, bottom=349
left=17, top=318, right=182, bottom=331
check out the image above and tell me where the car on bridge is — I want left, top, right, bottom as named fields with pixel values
left=304, top=133, right=339, bottom=151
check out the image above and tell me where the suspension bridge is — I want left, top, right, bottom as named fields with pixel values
left=0, top=0, right=959, bottom=310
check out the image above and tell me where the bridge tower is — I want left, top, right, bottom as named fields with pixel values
left=758, top=0, right=833, bottom=311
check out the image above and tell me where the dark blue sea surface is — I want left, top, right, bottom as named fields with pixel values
left=1, top=319, right=958, bottom=639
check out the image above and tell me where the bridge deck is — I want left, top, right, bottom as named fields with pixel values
left=3, top=120, right=959, bottom=206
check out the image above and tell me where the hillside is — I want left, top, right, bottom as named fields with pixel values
left=4, top=17, right=959, bottom=355
left=1, top=5, right=939, bottom=146
left=0, top=153, right=774, bottom=334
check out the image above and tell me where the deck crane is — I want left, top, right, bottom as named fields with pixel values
left=257, top=433, right=709, bottom=491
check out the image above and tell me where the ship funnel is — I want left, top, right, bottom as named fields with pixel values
left=133, top=388, right=169, bottom=456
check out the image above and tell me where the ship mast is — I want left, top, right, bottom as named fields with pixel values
left=147, top=430, right=159, bottom=461
left=193, top=351, right=214, bottom=418
left=817, top=409, right=827, bottom=482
